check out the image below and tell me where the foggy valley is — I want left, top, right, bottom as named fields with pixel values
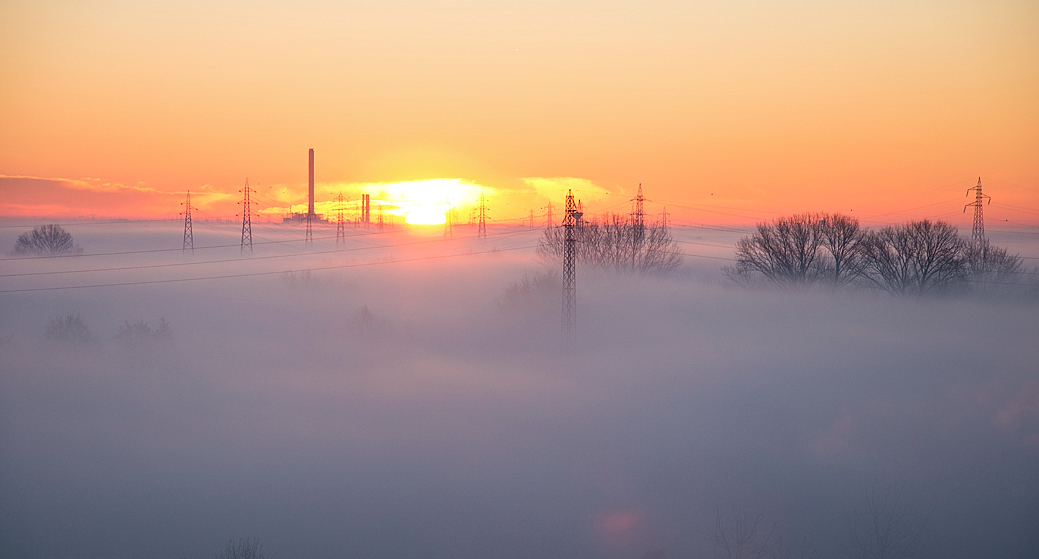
left=1, top=220, right=1037, bottom=558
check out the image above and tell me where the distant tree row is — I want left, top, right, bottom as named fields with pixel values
left=726, top=213, right=1032, bottom=295
left=537, top=213, right=683, bottom=274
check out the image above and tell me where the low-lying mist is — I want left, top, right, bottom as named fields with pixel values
left=1, top=222, right=1037, bottom=559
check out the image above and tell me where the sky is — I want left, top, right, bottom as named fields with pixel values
left=1, top=0, right=1037, bottom=226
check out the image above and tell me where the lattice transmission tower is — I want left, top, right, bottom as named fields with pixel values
left=964, top=177, right=990, bottom=244
left=306, top=149, right=315, bottom=246
left=335, top=193, right=347, bottom=246
left=181, top=190, right=194, bottom=254
left=239, top=179, right=253, bottom=255
left=630, top=184, right=645, bottom=267
left=562, top=189, right=582, bottom=342
left=477, top=192, right=487, bottom=238
left=544, top=201, right=554, bottom=229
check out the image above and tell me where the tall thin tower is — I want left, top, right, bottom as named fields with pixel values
left=545, top=201, right=554, bottom=229
left=562, top=189, right=580, bottom=342
left=181, top=190, right=194, bottom=254
left=529, top=209, right=535, bottom=230
left=335, top=193, right=347, bottom=246
left=477, top=192, right=487, bottom=238
left=239, top=179, right=253, bottom=255
left=361, top=194, right=371, bottom=227
left=631, top=184, right=645, bottom=267
left=306, top=149, right=315, bottom=246
left=964, top=177, right=990, bottom=244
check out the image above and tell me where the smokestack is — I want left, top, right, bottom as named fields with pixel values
left=308, top=148, right=315, bottom=217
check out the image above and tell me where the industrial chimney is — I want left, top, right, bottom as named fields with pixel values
left=308, top=148, right=315, bottom=217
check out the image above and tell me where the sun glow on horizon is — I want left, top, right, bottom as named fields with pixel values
left=372, top=178, right=489, bottom=225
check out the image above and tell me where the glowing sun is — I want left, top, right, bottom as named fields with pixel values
left=377, top=178, right=488, bottom=225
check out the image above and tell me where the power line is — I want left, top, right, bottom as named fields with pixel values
left=0, top=227, right=537, bottom=279
left=0, top=244, right=538, bottom=294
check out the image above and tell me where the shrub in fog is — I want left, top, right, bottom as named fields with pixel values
left=499, top=269, right=560, bottom=308
left=14, top=224, right=82, bottom=256
left=217, top=538, right=268, bottom=559
left=116, top=318, right=172, bottom=344
left=706, top=508, right=783, bottom=559
left=537, top=213, right=682, bottom=274
left=44, top=313, right=91, bottom=343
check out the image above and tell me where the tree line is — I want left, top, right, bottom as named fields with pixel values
left=726, top=213, right=1032, bottom=295
left=537, top=213, right=683, bottom=274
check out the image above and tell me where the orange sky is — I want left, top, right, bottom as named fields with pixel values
left=1, top=0, right=1037, bottom=227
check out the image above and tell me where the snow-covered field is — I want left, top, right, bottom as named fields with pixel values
left=1, top=219, right=1037, bottom=558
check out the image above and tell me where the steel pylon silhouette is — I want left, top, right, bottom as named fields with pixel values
left=335, top=193, right=347, bottom=246
left=964, top=177, right=990, bottom=244
left=630, top=183, right=645, bottom=267
left=239, top=179, right=253, bottom=255
left=562, top=189, right=581, bottom=342
left=477, top=192, right=487, bottom=238
left=181, top=190, right=194, bottom=254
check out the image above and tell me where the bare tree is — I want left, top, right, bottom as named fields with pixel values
left=14, top=224, right=82, bottom=256
left=962, top=239, right=1025, bottom=294
left=729, top=214, right=824, bottom=285
left=861, top=220, right=965, bottom=295
left=708, top=509, right=783, bottom=559
left=537, top=213, right=682, bottom=274
left=845, top=485, right=926, bottom=559
left=817, top=214, right=868, bottom=286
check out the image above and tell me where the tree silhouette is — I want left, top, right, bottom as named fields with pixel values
left=845, top=485, right=926, bottom=559
left=861, top=220, right=965, bottom=295
left=538, top=213, right=682, bottom=274
left=14, top=224, right=81, bottom=255
left=728, top=213, right=825, bottom=285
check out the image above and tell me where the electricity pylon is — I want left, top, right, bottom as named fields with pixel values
left=630, top=184, right=645, bottom=267
left=544, top=201, right=554, bottom=229
left=305, top=209, right=313, bottom=247
left=529, top=209, right=535, bottom=230
left=477, top=192, right=487, bottom=238
left=964, top=177, right=990, bottom=244
left=361, top=194, right=371, bottom=227
left=335, top=193, right=347, bottom=246
left=239, top=179, right=253, bottom=255
left=562, top=189, right=582, bottom=342
left=181, top=190, right=194, bottom=254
